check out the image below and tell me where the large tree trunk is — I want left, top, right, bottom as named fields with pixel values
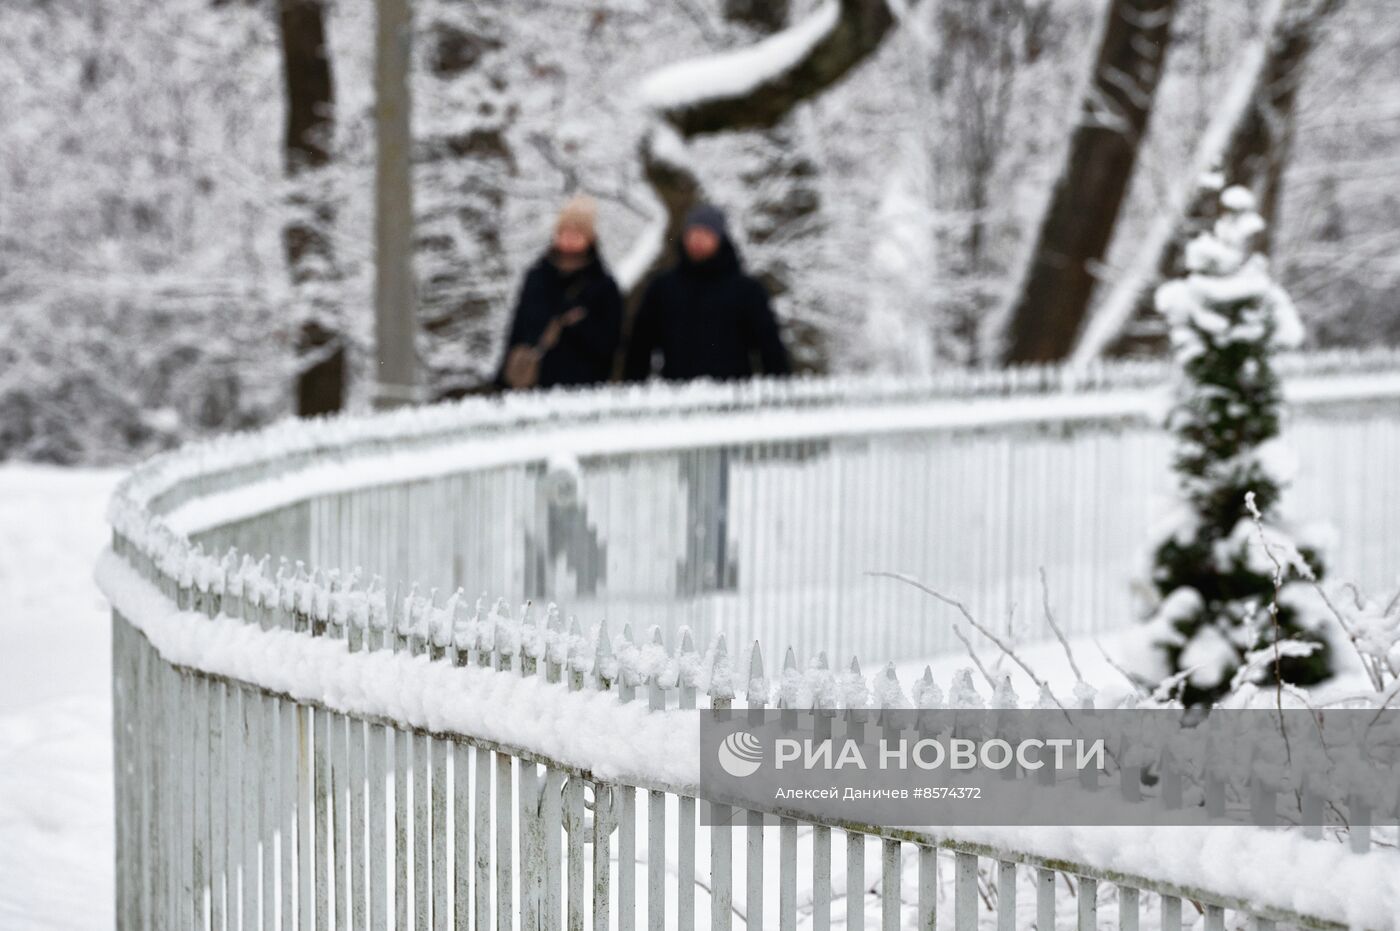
left=276, top=0, right=344, bottom=415
left=1078, top=0, right=1343, bottom=361
left=413, top=0, right=517, bottom=398
left=628, top=0, right=899, bottom=304
left=998, top=0, right=1177, bottom=365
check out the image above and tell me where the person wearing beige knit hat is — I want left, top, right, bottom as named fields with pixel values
left=497, top=194, right=622, bottom=390
left=553, top=193, right=597, bottom=253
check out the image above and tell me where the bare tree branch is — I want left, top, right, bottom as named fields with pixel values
left=869, top=570, right=1070, bottom=714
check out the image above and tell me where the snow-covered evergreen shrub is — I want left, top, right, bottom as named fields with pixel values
left=1145, top=182, right=1332, bottom=705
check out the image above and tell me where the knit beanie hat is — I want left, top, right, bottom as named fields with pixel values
left=684, top=203, right=728, bottom=238
left=555, top=194, right=598, bottom=241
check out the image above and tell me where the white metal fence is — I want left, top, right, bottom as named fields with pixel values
left=177, top=353, right=1400, bottom=667
left=106, top=350, right=1400, bottom=931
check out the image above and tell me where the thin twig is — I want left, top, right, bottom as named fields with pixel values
left=1040, top=567, right=1085, bottom=684
left=951, top=624, right=998, bottom=692
left=870, top=571, right=1068, bottom=714
left=1094, top=638, right=1150, bottom=696
left=1243, top=492, right=1287, bottom=724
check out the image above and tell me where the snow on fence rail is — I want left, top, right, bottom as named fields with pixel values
left=102, top=350, right=1400, bottom=931
left=118, top=346, right=1400, bottom=666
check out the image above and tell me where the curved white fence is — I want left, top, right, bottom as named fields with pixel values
left=103, top=349, right=1400, bottom=931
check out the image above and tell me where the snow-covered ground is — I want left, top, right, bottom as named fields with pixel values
left=0, top=465, right=119, bottom=931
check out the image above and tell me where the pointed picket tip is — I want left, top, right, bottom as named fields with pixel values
left=679, top=628, right=696, bottom=655
left=707, top=634, right=735, bottom=700
left=388, top=581, right=403, bottom=626
left=591, top=622, right=614, bottom=681
left=749, top=641, right=765, bottom=680
left=650, top=625, right=665, bottom=647
left=919, top=665, right=935, bottom=685
left=783, top=646, right=797, bottom=672
left=621, top=622, right=636, bottom=644
left=567, top=616, right=584, bottom=638
left=993, top=674, right=1018, bottom=710
left=814, top=651, right=830, bottom=671
left=709, top=635, right=731, bottom=686
left=848, top=655, right=862, bottom=675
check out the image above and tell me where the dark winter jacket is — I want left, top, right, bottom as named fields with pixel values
left=497, top=248, right=623, bottom=389
left=623, top=237, right=790, bottom=382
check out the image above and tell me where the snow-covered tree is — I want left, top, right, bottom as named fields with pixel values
left=1145, top=182, right=1332, bottom=705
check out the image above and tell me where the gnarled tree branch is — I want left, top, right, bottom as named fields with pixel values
left=621, top=0, right=902, bottom=302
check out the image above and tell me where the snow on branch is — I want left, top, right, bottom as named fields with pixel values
left=640, top=1, right=841, bottom=115
left=639, top=0, right=895, bottom=138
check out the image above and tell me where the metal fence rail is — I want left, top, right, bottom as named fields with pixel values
left=177, top=361, right=1400, bottom=667
left=105, top=352, right=1400, bottom=931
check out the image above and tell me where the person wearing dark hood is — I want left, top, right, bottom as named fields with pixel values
left=624, top=204, right=790, bottom=381
left=497, top=195, right=623, bottom=390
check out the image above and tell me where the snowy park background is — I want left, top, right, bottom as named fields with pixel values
left=5, top=0, right=1400, bottom=463
left=6, top=0, right=1400, bottom=929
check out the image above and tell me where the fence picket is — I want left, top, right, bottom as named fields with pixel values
left=1078, top=877, right=1097, bottom=931
left=1037, top=867, right=1055, bottom=931
left=881, top=840, right=901, bottom=931
left=1161, top=894, right=1181, bottom=931
left=1119, top=885, right=1139, bottom=931
left=954, top=851, right=977, bottom=931
left=997, top=860, right=1016, bottom=931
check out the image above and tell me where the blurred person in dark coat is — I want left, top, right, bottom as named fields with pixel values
left=624, top=204, right=789, bottom=382
left=498, top=195, right=622, bottom=390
